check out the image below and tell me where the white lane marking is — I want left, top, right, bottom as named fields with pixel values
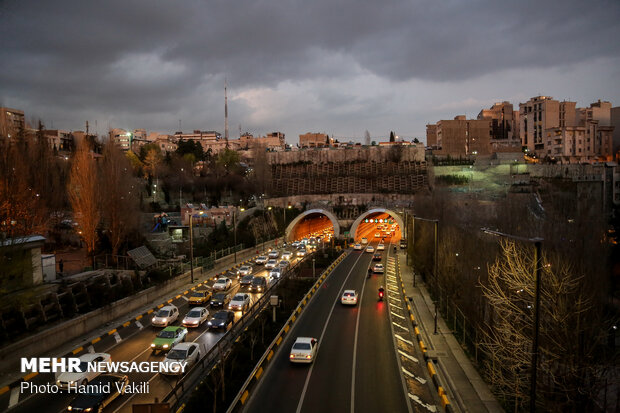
left=113, top=331, right=122, bottom=343
left=87, top=345, right=95, bottom=353
left=398, top=350, right=419, bottom=363
left=408, top=393, right=437, bottom=412
left=9, top=386, right=20, bottom=408
left=135, top=320, right=143, bottom=329
left=389, top=297, right=402, bottom=303
left=390, top=311, right=406, bottom=320
left=402, top=367, right=427, bottom=384
left=350, top=258, right=369, bottom=413
left=181, top=296, right=189, bottom=301
left=395, top=334, right=414, bottom=346
left=392, top=321, right=408, bottom=330
left=296, top=252, right=364, bottom=413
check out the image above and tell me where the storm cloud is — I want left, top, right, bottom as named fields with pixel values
left=1, top=0, right=619, bottom=142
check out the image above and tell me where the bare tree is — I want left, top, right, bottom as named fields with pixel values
left=68, top=143, right=101, bottom=267
left=100, top=142, right=139, bottom=258
left=480, top=239, right=610, bottom=412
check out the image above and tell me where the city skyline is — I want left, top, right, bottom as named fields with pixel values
left=1, top=0, right=619, bottom=143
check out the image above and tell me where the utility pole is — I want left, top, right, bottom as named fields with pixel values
left=224, top=79, right=229, bottom=147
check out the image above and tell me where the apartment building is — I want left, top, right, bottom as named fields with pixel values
left=520, top=96, right=614, bottom=162
left=239, top=132, right=286, bottom=150
left=432, top=116, right=493, bottom=156
left=0, top=107, right=25, bottom=140
left=299, top=132, right=333, bottom=148
left=109, top=128, right=132, bottom=150
left=477, top=102, right=521, bottom=152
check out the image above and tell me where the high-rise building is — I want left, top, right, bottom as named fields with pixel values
left=611, top=106, right=620, bottom=159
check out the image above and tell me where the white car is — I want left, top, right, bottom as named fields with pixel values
left=265, top=259, right=278, bottom=269
left=229, top=293, right=251, bottom=312
left=152, top=305, right=179, bottom=327
left=373, top=263, right=385, bottom=273
left=281, top=251, right=293, bottom=260
left=268, top=250, right=280, bottom=259
left=377, top=244, right=385, bottom=251
left=269, top=268, right=282, bottom=280
left=290, top=337, right=318, bottom=364
left=353, top=243, right=362, bottom=250
left=212, top=277, right=232, bottom=291
left=163, top=342, right=200, bottom=375
left=361, top=237, right=368, bottom=245
left=366, top=245, right=375, bottom=253
left=238, top=265, right=253, bottom=276
left=374, top=232, right=381, bottom=238
left=255, top=256, right=268, bottom=265
left=278, top=260, right=290, bottom=269
left=182, top=307, right=209, bottom=328
left=56, top=353, right=111, bottom=389
left=341, top=290, right=358, bottom=305
left=296, top=248, right=307, bottom=257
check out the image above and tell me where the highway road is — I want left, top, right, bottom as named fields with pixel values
left=244, top=227, right=438, bottom=413
left=3, top=245, right=306, bottom=413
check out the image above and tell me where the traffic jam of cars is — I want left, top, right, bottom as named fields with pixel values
left=32, top=239, right=315, bottom=413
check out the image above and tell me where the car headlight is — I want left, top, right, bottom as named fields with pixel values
left=152, top=317, right=156, bottom=322
left=84, top=408, right=92, bottom=412
left=162, top=318, right=167, bottom=323
left=151, top=343, right=156, bottom=347
left=67, top=407, right=73, bottom=411
left=163, top=344, right=169, bottom=348
left=208, top=321, right=212, bottom=325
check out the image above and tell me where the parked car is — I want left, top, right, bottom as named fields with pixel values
left=238, top=265, right=253, bottom=276
left=188, top=289, right=211, bottom=305
left=400, top=239, right=407, bottom=249
left=207, top=310, right=234, bottom=330
left=210, top=292, right=231, bottom=308
left=229, top=293, right=251, bottom=312
left=163, top=343, right=200, bottom=375
left=152, top=305, right=179, bottom=327
left=250, top=276, right=267, bottom=293
left=56, top=353, right=111, bottom=389
left=255, top=256, right=268, bottom=265
left=289, top=337, right=318, bottom=363
left=65, top=374, right=128, bottom=412
left=182, top=307, right=209, bottom=328
left=341, top=290, right=358, bottom=305
left=212, top=277, right=232, bottom=291
left=151, top=326, right=187, bottom=353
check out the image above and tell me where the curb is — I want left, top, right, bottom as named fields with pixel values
left=396, top=259, right=455, bottom=413
left=226, top=252, right=347, bottom=412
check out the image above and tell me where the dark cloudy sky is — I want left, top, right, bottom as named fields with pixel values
left=1, top=0, right=619, bottom=143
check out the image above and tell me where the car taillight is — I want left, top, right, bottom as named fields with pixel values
left=306, top=355, right=311, bottom=359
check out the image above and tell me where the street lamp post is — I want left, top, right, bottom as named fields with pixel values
left=189, top=214, right=194, bottom=284
left=482, top=228, right=543, bottom=413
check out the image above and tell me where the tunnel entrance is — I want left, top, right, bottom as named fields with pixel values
left=285, top=209, right=339, bottom=242
left=350, top=209, right=404, bottom=243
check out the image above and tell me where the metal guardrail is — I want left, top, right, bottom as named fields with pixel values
left=161, top=252, right=316, bottom=411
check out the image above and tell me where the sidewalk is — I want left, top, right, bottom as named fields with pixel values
left=397, top=252, right=504, bottom=413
